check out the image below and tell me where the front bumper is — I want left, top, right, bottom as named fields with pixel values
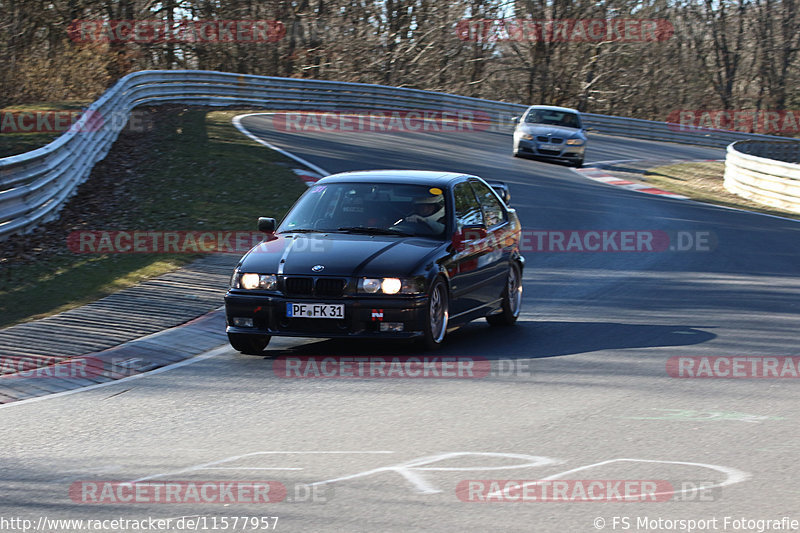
left=224, top=291, right=428, bottom=339
left=516, top=139, right=584, bottom=161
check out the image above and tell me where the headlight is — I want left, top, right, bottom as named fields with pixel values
left=381, top=278, right=402, bottom=294
left=521, top=133, right=534, bottom=140
left=361, top=278, right=382, bottom=293
left=233, top=272, right=277, bottom=290
left=358, top=277, right=424, bottom=294
left=566, top=138, right=584, bottom=145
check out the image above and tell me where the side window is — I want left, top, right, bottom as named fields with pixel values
left=453, top=182, right=484, bottom=230
left=469, top=180, right=507, bottom=229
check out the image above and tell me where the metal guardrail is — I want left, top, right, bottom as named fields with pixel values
left=724, top=141, right=800, bottom=214
left=2, top=69, right=798, bottom=241
left=580, top=115, right=789, bottom=148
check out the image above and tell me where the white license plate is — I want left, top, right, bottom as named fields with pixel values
left=539, top=144, right=560, bottom=151
left=286, top=303, right=344, bottom=319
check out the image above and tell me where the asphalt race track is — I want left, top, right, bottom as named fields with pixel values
left=1, top=113, right=799, bottom=533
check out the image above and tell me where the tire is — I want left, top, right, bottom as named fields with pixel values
left=228, top=332, right=271, bottom=355
left=487, top=262, right=522, bottom=326
left=573, top=158, right=584, bottom=168
left=421, top=277, right=449, bottom=349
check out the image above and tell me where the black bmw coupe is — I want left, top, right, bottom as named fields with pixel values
left=224, top=170, right=524, bottom=354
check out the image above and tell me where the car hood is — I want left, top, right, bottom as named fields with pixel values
left=237, top=232, right=444, bottom=277
left=518, top=124, right=584, bottom=138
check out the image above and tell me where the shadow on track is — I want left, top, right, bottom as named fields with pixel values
left=259, top=320, right=715, bottom=360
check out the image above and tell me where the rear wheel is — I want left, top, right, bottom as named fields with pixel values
left=487, top=262, right=522, bottom=326
left=421, top=278, right=449, bottom=349
left=228, top=333, right=271, bottom=355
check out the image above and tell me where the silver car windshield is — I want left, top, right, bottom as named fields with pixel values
left=525, top=110, right=582, bottom=129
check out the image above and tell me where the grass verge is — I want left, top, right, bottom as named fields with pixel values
left=0, top=108, right=307, bottom=327
left=0, top=101, right=91, bottom=158
left=643, top=161, right=800, bottom=220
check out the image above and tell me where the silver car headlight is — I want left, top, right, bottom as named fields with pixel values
left=520, top=133, right=534, bottom=140
left=566, top=138, right=585, bottom=145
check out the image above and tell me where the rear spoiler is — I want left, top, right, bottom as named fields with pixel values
left=485, top=180, right=511, bottom=205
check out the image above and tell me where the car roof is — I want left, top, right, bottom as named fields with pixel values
left=317, top=170, right=470, bottom=186
left=526, top=105, right=581, bottom=114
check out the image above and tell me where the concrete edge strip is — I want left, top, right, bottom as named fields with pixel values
left=573, top=165, right=691, bottom=200
left=572, top=159, right=800, bottom=223
left=0, top=114, right=332, bottom=405
left=0, top=345, right=231, bottom=410
left=0, top=308, right=229, bottom=406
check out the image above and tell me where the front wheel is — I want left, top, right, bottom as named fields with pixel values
left=487, top=262, right=522, bottom=326
left=421, top=278, right=449, bottom=349
left=228, top=332, right=271, bottom=355
left=573, top=158, right=584, bottom=168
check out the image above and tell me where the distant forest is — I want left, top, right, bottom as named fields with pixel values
left=2, top=0, right=799, bottom=131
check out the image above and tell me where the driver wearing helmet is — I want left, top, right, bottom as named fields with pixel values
left=404, top=194, right=445, bottom=235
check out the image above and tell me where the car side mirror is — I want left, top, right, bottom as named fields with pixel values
left=512, top=116, right=520, bottom=124
left=485, top=180, right=511, bottom=205
left=493, top=186, right=511, bottom=205
left=257, top=217, right=276, bottom=233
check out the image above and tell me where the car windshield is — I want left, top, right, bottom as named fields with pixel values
left=278, top=182, right=448, bottom=239
left=525, top=110, right=582, bottom=129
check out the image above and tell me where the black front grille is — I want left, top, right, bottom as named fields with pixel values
left=315, top=278, right=346, bottom=297
left=284, top=277, right=313, bottom=296
left=537, top=136, right=563, bottom=144
left=282, top=277, right=347, bottom=297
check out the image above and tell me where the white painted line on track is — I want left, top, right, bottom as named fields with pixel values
left=232, top=113, right=331, bottom=178
left=233, top=113, right=800, bottom=223
left=132, top=451, right=396, bottom=483
left=0, top=344, right=231, bottom=411
left=204, top=467, right=305, bottom=471
left=486, top=458, right=751, bottom=500
left=308, top=452, right=562, bottom=495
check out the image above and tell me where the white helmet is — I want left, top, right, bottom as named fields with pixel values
left=412, top=195, right=445, bottom=233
